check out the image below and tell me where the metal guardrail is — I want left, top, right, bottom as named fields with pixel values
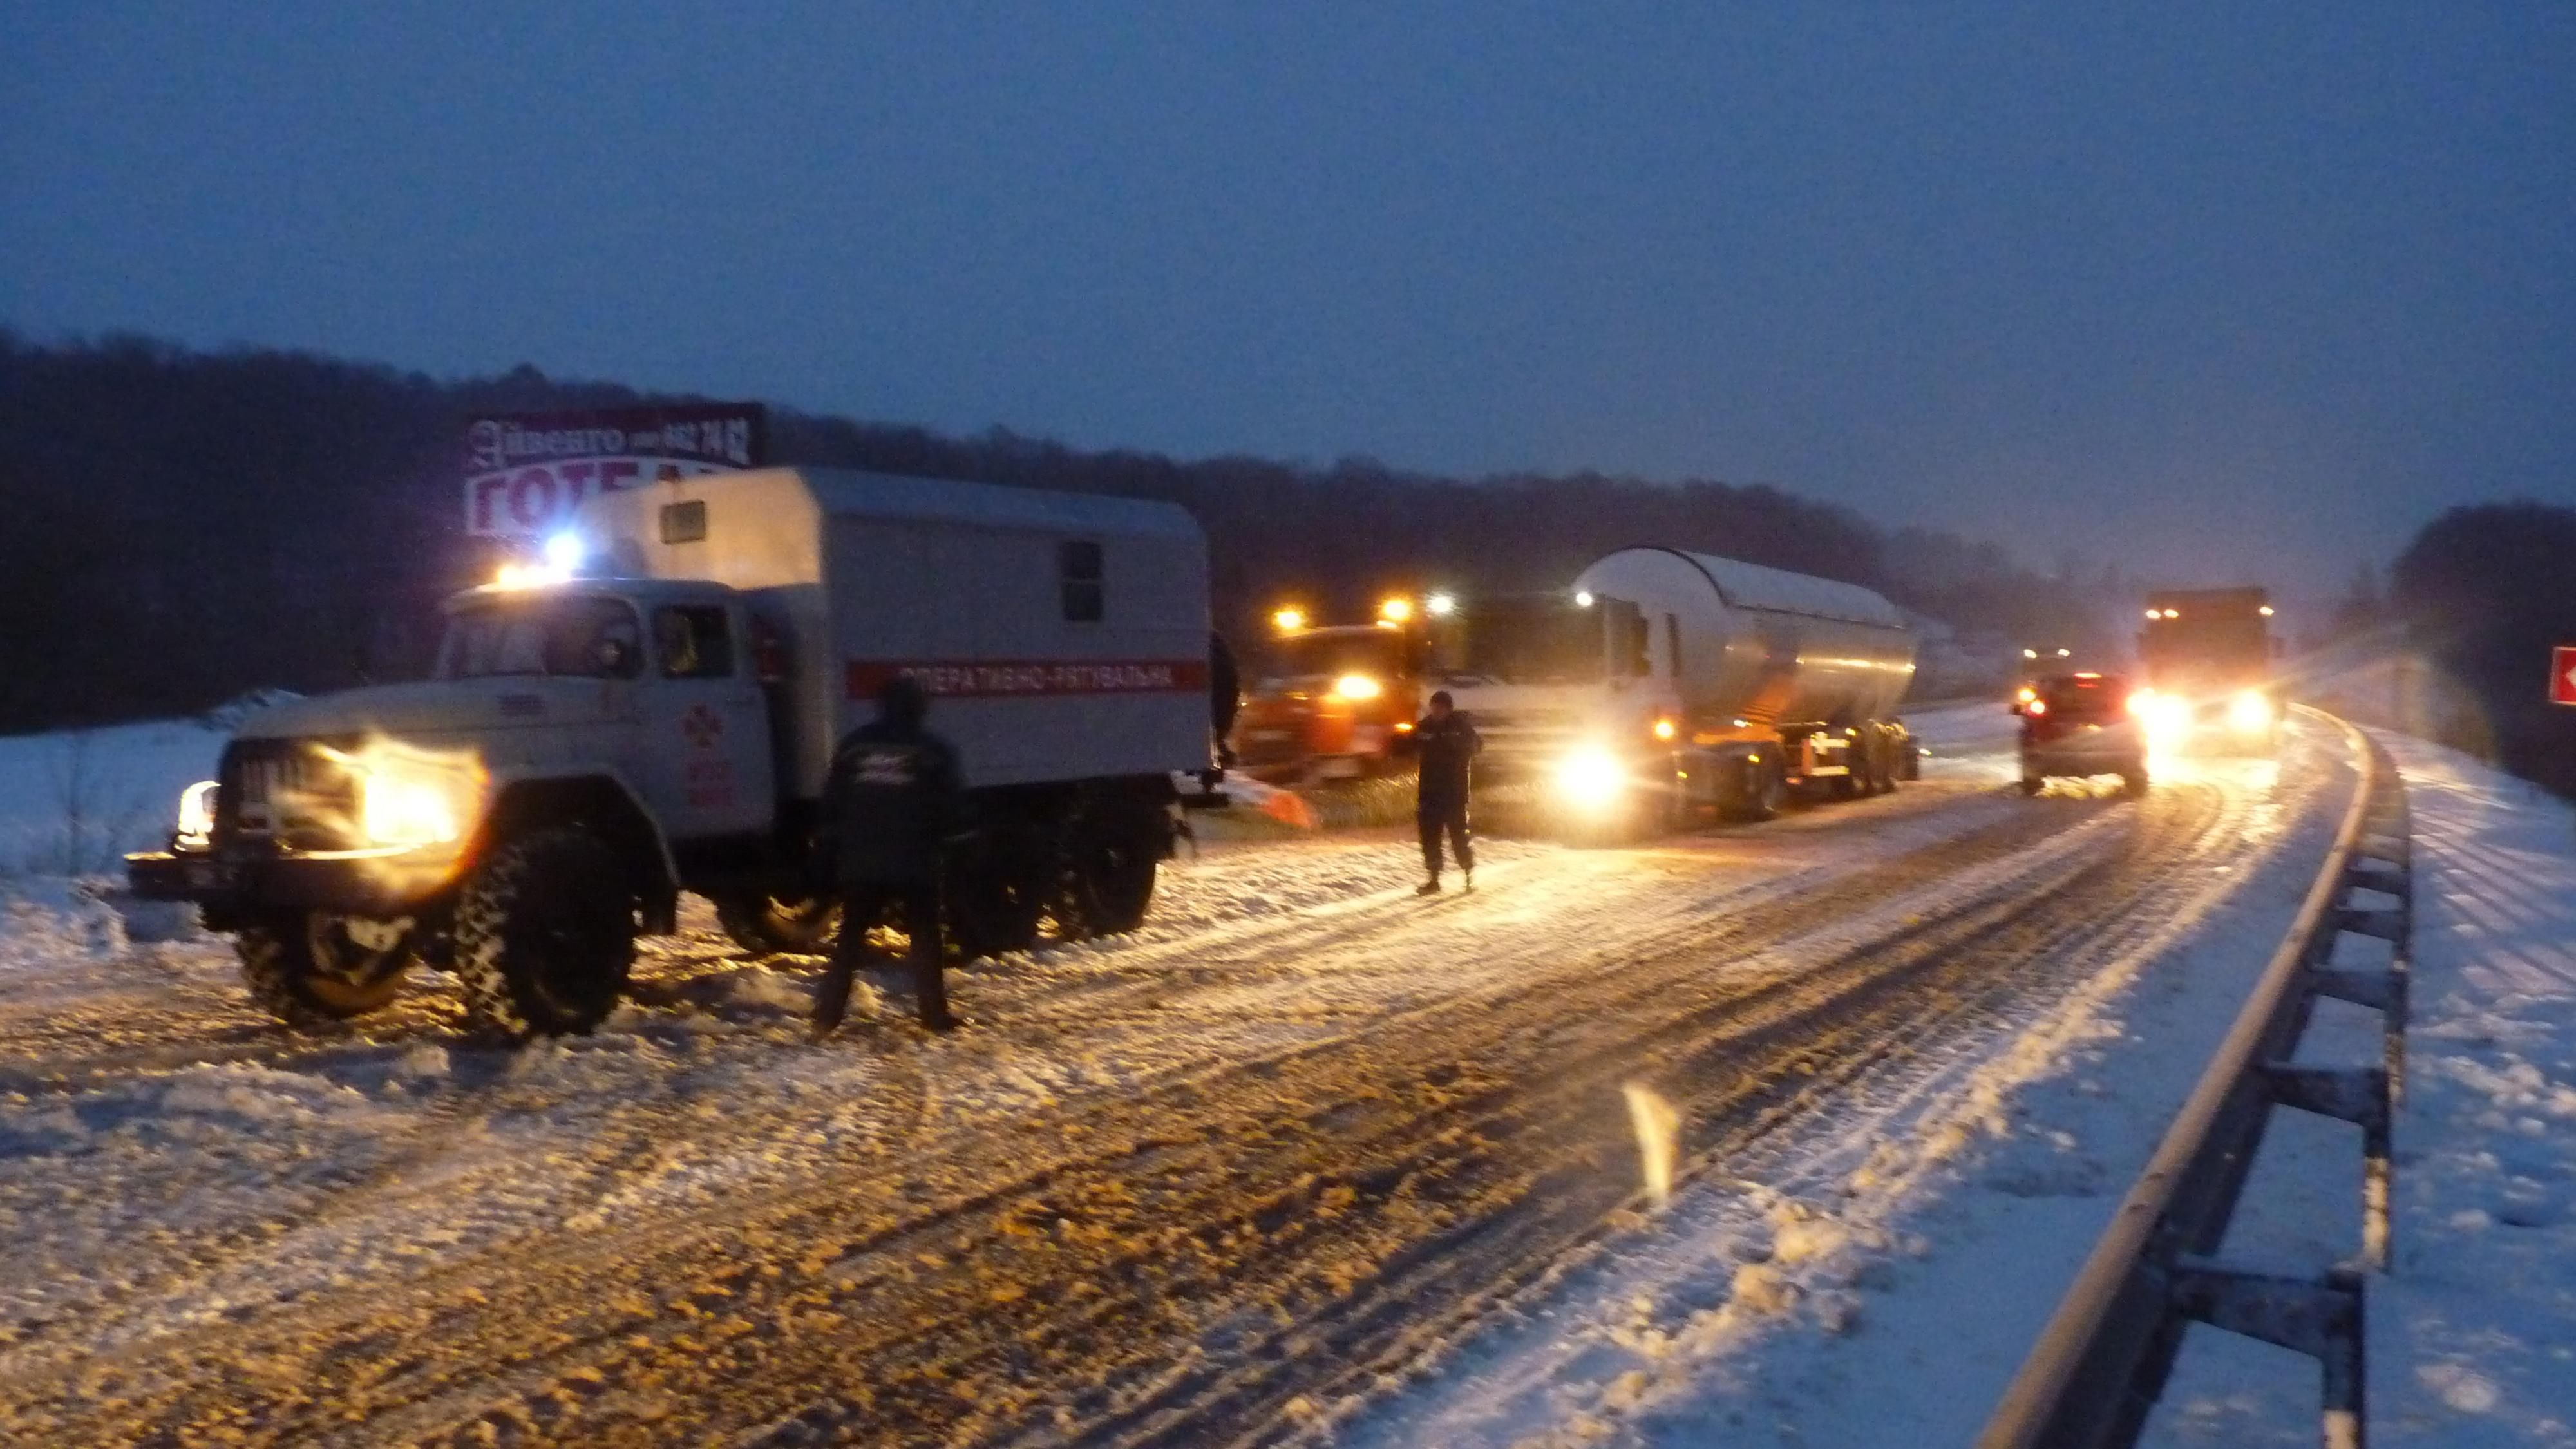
left=1978, top=708, right=2412, bottom=1449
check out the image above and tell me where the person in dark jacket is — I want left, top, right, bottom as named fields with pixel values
left=1412, top=689, right=1481, bottom=893
left=815, top=676, right=963, bottom=1035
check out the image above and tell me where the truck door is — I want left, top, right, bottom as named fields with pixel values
left=643, top=602, right=775, bottom=842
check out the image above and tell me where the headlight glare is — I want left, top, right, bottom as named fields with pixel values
left=175, top=780, right=220, bottom=849
left=1555, top=747, right=1626, bottom=809
left=2228, top=690, right=2275, bottom=734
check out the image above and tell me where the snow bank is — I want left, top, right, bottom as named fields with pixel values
left=0, top=719, right=225, bottom=877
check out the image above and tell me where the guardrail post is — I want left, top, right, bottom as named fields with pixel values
left=2166, top=1260, right=2366, bottom=1449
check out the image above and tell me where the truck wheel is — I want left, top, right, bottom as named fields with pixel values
left=2121, top=765, right=2150, bottom=797
left=1063, top=799, right=1162, bottom=938
left=237, top=911, right=413, bottom=1029
left=714, top=894, right=841, bottom=956
left=949, top=820, right=1046, bottom=960
left=2019, top=775, right=2044, bottom=797
left=454, top=829, right=636, bottom=1038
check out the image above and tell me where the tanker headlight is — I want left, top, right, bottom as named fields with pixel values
left=1574, top=590, right=1595, bottom=608
left=1272, top=607, right=1307, bottom=634
left=1651, top=717, right=1678, bottom=742
left=1332, top=673, right=1383, bottom=701
left=1556, top=747, right=1626, bottom=810
left=2228, top=690, right=2275, bottom=735
left=1378, top=596, right=1413, bottom=624
left=1425, top=592, right=1457, bottom=618
left=2139, top=692, right=2190, bottom=749
left=174, top=780, right=220, bottom=851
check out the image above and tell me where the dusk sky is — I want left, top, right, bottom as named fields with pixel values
left=7, top=3, right=2571, bottom=601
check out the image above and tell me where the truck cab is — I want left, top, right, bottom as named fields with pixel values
left=2135, top=587, right=2284, bottom=753
left=130, top=467, right=1218, bottom=1037
left=1232, top=615, right=1427, bottom=781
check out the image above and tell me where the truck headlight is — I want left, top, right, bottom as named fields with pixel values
left=2135, top=692, right=2190, bottom=749
left=359, top=768, right=465, bottom=847
left=319, top=741, right=485, bottom=850
left=1556, top=747, right=1626, bottom=809
left=1332, top=673, right=1383, bottom=701
left=2228, top=690, right=2275, bottom=734
left=175, top=780, right=219, bottom=851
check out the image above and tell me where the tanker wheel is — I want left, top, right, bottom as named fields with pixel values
left=1728, top=757, right=1788, bottom=823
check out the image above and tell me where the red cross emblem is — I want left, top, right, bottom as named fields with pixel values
left=680, top=703, right=724, bottom=750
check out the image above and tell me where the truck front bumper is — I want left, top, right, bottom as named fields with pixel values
left=126, top=845, right=455, bottom=926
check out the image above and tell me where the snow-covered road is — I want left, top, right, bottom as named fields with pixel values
left=0, top=705, right=2350, bottom=1446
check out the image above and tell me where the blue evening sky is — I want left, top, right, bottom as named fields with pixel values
left=6, top=3, right=2570, bottom=598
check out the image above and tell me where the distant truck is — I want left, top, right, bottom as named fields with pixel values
left=129, top=468, right=1224, bottom=1036
left=1434, top=549, right=1918, bottom=838
left=2134, top=586, right=2284, bottom=751
left=1230, top=599, right=1435, bottom=781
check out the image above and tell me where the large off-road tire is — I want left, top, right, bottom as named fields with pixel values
left=1059, top=796, right=1164, bottom=939
left=713, top=894, right=842, bottom=956
left=2019, top=774, right=2045, bottom=797
left=453, top=829, right=636, bottom=1038
left=236, top=911, right=414, bottom=1030
left=2121, top=764, right=2150, bottom=797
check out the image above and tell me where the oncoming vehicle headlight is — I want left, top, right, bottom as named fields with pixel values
left=2137, top=692, right=2190, bottom=747
left=1332, top=673, right=1383, bottom=701
left=2228, top=689, right=2276, bottom=734
left=175, top=780, right=220, bottom=850
left=1556, top=746, right=1626, bottom=810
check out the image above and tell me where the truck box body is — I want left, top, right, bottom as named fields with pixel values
left=1573, top=547, right=1916, bottom=729
left=581, top=467, right=1212, bottom=797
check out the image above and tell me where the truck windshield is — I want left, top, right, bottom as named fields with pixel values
left=1442, top=598, right=1604, bottom=685
left=1265, top=630, right=1405, bottom=685
left=441, top=595, right=645, bottom=679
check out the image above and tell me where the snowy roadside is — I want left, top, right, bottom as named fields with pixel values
left=2141, top=733, right=2576, bottom=1446
left=1336, top=725, right=2349, bottom=1448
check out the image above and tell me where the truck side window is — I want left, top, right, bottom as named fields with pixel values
left=1060, top=540, right=1104, bottom=623
left=654, top=605, right=734, bottom=679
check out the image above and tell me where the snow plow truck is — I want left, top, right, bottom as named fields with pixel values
left=128, top=467, right=1224, bottom=1036
left=1431, top=548, right=1918, bottom=840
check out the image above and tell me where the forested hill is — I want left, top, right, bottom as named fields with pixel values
left=0, top=331, right=2088, bottom=732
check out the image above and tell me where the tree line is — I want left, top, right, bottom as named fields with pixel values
left=1, top=330, right=2123, bottom=734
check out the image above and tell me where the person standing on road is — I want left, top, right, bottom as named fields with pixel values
left=1412, top=689, right=1481, bottom=894
left=815, top=676, right=963, bottom=1036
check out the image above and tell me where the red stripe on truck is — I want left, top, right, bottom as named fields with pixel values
left=846, top=659, right=1210, bottom=699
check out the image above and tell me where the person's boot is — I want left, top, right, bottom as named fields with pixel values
left=1463, top=866, right=1475, bottom=893
left=1416, top=877, right=1441, bottom=895
left=917, top=963, right=960, bottom=1033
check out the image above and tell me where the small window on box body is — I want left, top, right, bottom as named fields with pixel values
left=1060, top=540, right=1104, bottom=623
left=659, top=500, right=707, bottom=544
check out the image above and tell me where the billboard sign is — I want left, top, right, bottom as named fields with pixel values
left=464, top=404, right=766, bottom=538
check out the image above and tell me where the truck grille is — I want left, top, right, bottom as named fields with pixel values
left=220, top=739, right=361, bottom=851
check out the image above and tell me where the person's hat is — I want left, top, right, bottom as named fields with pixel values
left=1429, top=690, right=1454, bottom=707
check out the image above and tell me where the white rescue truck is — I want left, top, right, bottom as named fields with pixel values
left=129, top=468, right=1223, bottom=1036
left=1434, top=548, right=1918, bottom=838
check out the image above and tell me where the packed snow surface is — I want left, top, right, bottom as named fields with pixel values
left=0, top=702, right=2372, bottom=1445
